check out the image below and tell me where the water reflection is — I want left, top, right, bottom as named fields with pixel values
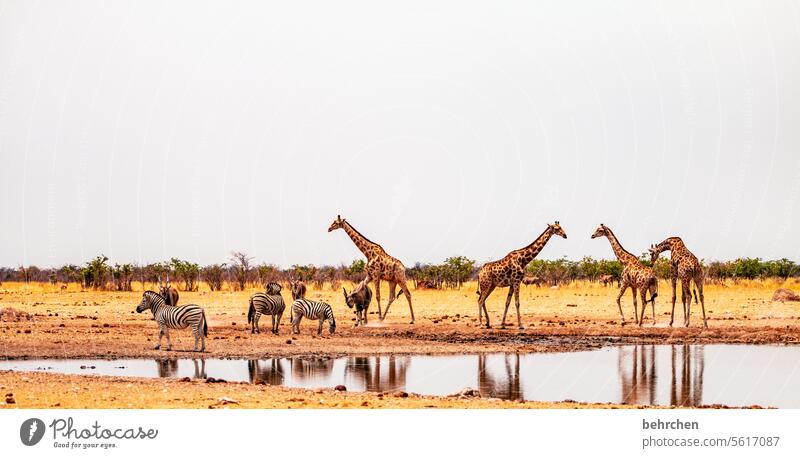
left=248, top=359, right=286, bottom=385
left=156, top=358, right=206, bottom=379
left=478, top=354, right=520, bottom=399
left=670, top=345, right=704, bottom=407
left=618, top=345, right=657, bottom=405
left=2, top=344, right=797, bottom=407
left=345, top=356, right=409, bottom=392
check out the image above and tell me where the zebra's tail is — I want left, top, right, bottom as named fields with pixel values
left=247, top=298, right=255, bottom=324
left=203, top=310, right=208, bottom=337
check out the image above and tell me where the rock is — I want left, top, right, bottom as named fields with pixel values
left=392, top=391, right=409, bottom=398
left=0, top=307, right=33, bottom=322
left=334, top=385, right=346, bottom=392
left=449, top=388, right=481, bottom=398
left=285, top=340, right=292, bottom=344
left=6, top=397, right=15, bottom=404
left=772, top=289, right=800, bottom=302
left=217, top=397, right=239, bottom=405
left=205, top=377, right=226, bottom=383
left=180, top=377, right=191, bottom=382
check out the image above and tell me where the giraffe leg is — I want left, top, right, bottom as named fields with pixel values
left=631, top=286, right=639, bottom=325
left=638, top=290, right=648, bottom=326
left=681, top=280, right=691, bottom=327
left=477, top=283, right=495, bottom=328
left=669, top=275, right=677, bottom=326
left=696, top=275, right=708, bottom=329
left=374, top=279, right=383, bottom=321
left=397, top=280, right=415, bottom=324
left=650, top=286, right=657, bottom=324
left=615, top=284, right=628, bottom=325
left=513, top=283, right=523, bottom=329
left=500, top=287, right=514, bottom=328
left=382, top=281, right=398, bottom=321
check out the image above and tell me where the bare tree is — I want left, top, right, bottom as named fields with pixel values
left=229, top=251, right=254, bottom=291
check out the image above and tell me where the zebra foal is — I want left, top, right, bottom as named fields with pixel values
left=136, top=290, right=208, bottom=351
left=248, top=282, right=286, bottom=334
left=291, top=299, right=336, bottom=335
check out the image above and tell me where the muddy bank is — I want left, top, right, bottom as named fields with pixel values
left=0, top=370, right=635, bottom=409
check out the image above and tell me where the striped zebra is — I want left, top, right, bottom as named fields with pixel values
left=248, top=282, right=286, bottom=334
left=291, top=299, right=336, bottom=335
left=136, top=291, right=207, bottom=351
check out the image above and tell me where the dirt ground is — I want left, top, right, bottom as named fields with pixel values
left=0, top=279, right=798, bottom=408
left=0, top=370, right=639, bottom=409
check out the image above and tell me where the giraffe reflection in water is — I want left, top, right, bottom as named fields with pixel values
left=287, top=357, right=335, bottom=381
left=155, top=359, right=206, bottom=379
left=617, top=345, right=704, bottom=406
left=618, top=345, right=657, bottom=405
left=478, top=354, right=520, bottom=400
left=248, top=359, right=287, bottom=385
left=670, top=344, right=704, bottom=407
left=344, top=356, right=409, bottom=392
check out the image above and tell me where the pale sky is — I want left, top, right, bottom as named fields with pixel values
left=1, top=0, right=799, bottom=268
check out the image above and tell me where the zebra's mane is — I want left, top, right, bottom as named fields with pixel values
left=144, top=290, right=167, bottom=304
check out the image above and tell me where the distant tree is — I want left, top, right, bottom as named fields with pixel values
left=763, top=258, right=797, bottom=279
left=444, top=256, right=475, bottom=288
left=345, top=259, right=366, bottom=276
left=111, top=264, right=134, bottom=291
left=290, top=264, right=317, bottom=282
left=733, top=258, right=764, bottom=279
left=229, top=251, right=254, bottom=290
left=256, top=263, right=280, bottom=287
left=170, top=258, right=200, bottom=291
left=201, top=264, right=226, bottom=291
left=82, top=255, right=109, bottom=290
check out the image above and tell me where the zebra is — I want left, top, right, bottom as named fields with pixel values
left=136, top=290, right=207, bottom=351
left=291, top=299, right=336, bottom=335
left=247, top=282, right=286, bottom=334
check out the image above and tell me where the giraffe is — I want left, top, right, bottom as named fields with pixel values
left=649, top=237, right=707, bottom=328
left=328, top=215, right=415, bottom=323
left=591, top=224, right=658, bottom=326
left=476, top=221, right=567, bottom=329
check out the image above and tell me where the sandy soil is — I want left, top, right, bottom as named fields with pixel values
left=0, top=280, right=797, bottom=409
left=0, top=370, right=639, bottom=409
left=1, top=280, right=798, bottom=360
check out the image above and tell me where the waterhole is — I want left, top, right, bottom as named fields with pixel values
left=2, top=344, right=798, bottom=407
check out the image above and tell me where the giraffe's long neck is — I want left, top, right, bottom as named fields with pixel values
left=604, top=229, right=637, bottom=264
left=342, top=222, right=381, bottom=259
left=517, top=227, right=555, bottom=265
left=654, top=239, right=673, bottom=256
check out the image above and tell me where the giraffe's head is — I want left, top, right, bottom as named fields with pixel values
left=648, top=244, right=661, bottom=264
left=327, top=215, right=345, bottom=232
left=549, top=221, right=567, bottom=239
left=591, top=224, right=610, bottom=239
left=648, top=239, right=673, bottom=264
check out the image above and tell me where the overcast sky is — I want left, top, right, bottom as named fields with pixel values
left=1, top=0, right=798, bottom=268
